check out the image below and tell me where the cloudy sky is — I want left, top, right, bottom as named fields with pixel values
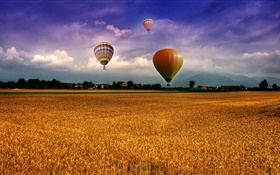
left=0, top=0, right=279, bottom=84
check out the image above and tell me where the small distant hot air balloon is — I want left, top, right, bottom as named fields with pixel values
left=153, top=48, right=184, bottom=86
left=143, top=18, right=154, bottom=32
left=93, top=42, right=114, bottom=70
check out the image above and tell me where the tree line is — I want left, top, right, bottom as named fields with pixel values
left=188, top=79, right=279, bottom=91
left=0, top=78, right=71, bottom=89
left=0, top=78, right=279, bottom=91
left=0, top=78, right=162, bottom=90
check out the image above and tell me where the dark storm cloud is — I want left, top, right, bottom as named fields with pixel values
left=0, top=1, right=124, bottom=49
left=191, top=0, right=280, bottom=53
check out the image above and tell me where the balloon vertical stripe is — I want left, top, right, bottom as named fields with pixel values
left=93, top=42, right=114, bottom=70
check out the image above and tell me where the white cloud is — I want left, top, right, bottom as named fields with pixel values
left=0, top=47, right=4, bottom=57
left=0, top=47, right=30, bottom=64
left=0, top=46, right=155, bottom=77
left=243, top=52, right=270, bottom=58
left=95, top=20, right=106, bottom=25
left=110, top=56, right=155, bottom=75
left=85, top=55, right=154, bottom=76
left=231, top=50, right=279, bottom=76
left=110, top=55, right=130, bottom=68
left=242, top=50, right=280, bottom=59
left=0, top=47, right=77, bottom=71
left=106, top=25, right=132, bottom=37
left=32, top=50, right=74, bottom=67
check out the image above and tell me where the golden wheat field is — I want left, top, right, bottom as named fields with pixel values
left=0, top=90, right=280, bottom=174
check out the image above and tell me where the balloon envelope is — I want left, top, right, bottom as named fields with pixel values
left=93, top=42, right=114, bottom=70
left=153, top=48, right=183, bottom=83
left=143, top=18, right=154, bottom=32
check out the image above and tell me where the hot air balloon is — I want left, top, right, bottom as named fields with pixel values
left=153, top=48, right=183, bottom=86
left=93, top=42, right=114, bottom=70
left=143, top=18, right=154, bottom=32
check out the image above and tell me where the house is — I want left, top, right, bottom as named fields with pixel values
left=201, top=85, right=212, bottom=90
left=121, top=83, right=128, bottom=87
left=74, top=82, right=82, bottom=88
left=97, top=84, right=110, bottom=89
left=88, top=82, right=98, bottom=89
left=198, top=85, right=217, bottom=90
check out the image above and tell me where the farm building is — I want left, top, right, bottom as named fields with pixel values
left=96, top=84, right=110, bottom=89
left=74, top=82, right=82, bottom=88
left=121, top=83, right=128, bottom=87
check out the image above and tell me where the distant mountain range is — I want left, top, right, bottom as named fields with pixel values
left=173, top=72, right=280, bottom=88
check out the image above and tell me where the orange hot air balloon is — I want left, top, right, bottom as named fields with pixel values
left=153, top=48, right=183, bottom=85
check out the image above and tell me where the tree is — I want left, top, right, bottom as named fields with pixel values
left=88, top=81, right=93, bottom=89
left=16, top=78, right=26, bottom=88
left=259, top=79, right=268, bottom=90
left=82, top=81, right=89, bottom=89
left=40, top=80, right=47, bottom=89
left=189, top=80, right=195, bottom=88
left=116, top=81, right=125, bottom=89
left=152, top=83, right=161, bottom=90
left=27, top=79, right=40, bottom=89
left=142, top=84, right=152, bottom=90
left=127, top=81, right=134, bottom=88
left=272, top=84, right=278, bottom=89
left=134, top=83, right=142, bottom=89
left=6, top=81, right=16, bottom=88
left=50, top=79, right=62, bottom=89
left=111, top=81, right=117, bottom=89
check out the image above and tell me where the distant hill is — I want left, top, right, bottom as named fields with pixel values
left=173, top=72, right=280, bottom=88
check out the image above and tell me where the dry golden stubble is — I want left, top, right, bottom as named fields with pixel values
left=0, top=92, right=280, bottom=174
